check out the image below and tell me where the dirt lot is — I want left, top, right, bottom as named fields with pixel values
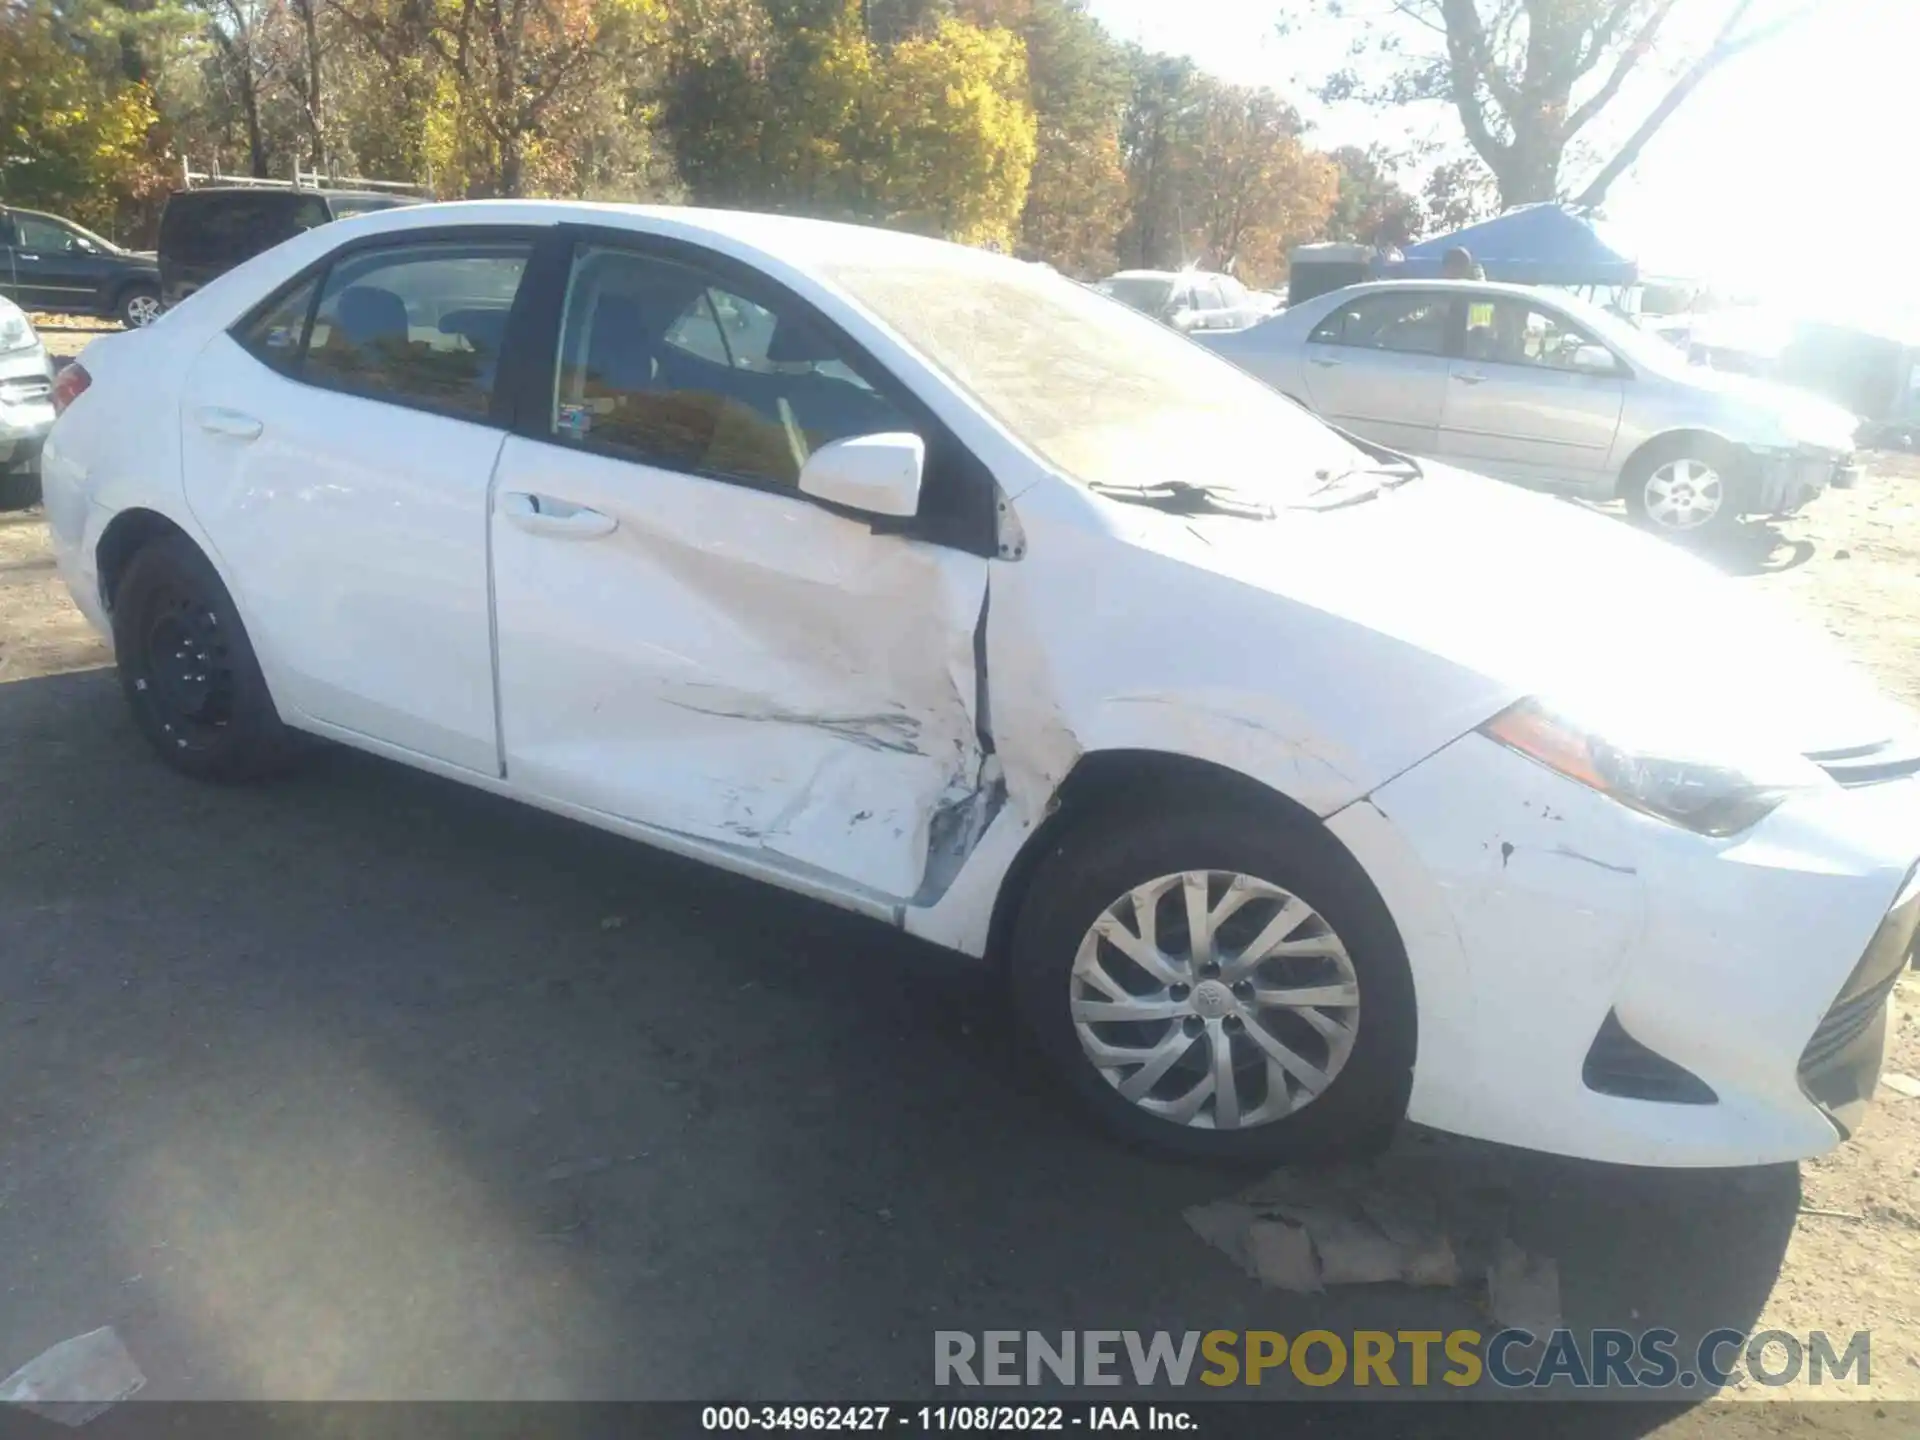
left=3, top=321, right=1919, bottom=1429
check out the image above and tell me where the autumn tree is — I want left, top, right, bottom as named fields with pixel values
left=333, top=0, right=662, bottom=196
left=872, top=16, right=1036, bottom=246
left=1301, top=0, right=1819, bottom=209
left=0, top=2, right=162, bottom=229
left=1326, top=144, right=1422, bottom=247
left=1422, top=153, right=1498, bottom=230
left=1185, top=81, right=1336, bottom=283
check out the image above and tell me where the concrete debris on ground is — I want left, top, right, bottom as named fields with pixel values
left=1881, top=1072, right=1920, bottom=1100
left=0, top=1327, right=145, bottom=1426
left=1182, top=1133, right=1531, bottom=1311
left=1485, top=1239, right=1564, bottom=1333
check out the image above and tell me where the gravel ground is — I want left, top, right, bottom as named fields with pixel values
left=3, top=319, right=1918, bottom=1431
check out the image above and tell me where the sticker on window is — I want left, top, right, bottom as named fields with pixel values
left=558, top=403, right=593, bottom=437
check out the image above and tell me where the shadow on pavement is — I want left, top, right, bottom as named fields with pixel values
left=0, top=670, right=1796, bottom=1421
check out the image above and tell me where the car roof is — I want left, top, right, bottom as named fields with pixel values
left=1106, top=268, right=1221, bottom=282
left=303, top=198, right=1021, bottom=275
left=168, top=187, right=395, bottom=202
left=1325, top=278, right=1569, bottom=301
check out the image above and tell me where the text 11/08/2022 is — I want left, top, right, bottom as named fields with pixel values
left=702, top=1406, right=1194, bottom=1432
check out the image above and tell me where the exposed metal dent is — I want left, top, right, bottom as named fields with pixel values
left=662, top=690, right=927, bottom=756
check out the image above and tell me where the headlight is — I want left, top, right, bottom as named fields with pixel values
left=1481, top=698, right=1830, bottom=838
left=0, top=300, right=38, bottom=355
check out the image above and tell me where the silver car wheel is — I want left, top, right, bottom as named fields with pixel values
left=1643, top=458, right=1725, bottom=530
left=1069, top=870, right=1360, bottom=1131
left=124, top=293, right=162, bottom=328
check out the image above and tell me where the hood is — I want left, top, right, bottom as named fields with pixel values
left=1161, top=465, right=1909, bottom=761
left=1678, top=368, right=1862, bottom=450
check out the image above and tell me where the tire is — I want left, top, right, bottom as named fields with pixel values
left=1009, top=797, right=1416, bottom=1165
left=1621, top=436, right=1746, bottom=539
left=117, top=284, right=162, bottom=329
left=0, top=464, right=40, bottom=513
left=111, top=534, right=300, bottom=781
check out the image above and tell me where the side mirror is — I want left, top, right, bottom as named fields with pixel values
left=1571, top=344, right=1617, bottom=373
left=798, top=432, right=924, bottom=518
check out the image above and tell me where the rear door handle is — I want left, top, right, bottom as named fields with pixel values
left=501, top=491, right=617, bottom=540
left=196, top=406, right=263, bottom=440
left=1453, top=372, right=1488, bottom=386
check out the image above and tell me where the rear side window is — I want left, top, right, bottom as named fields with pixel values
left=1310, top=293, right=1451, bottom=356
left=235, top=275, right=320, bottom=370
left=300, top=241, right=528, bottom=419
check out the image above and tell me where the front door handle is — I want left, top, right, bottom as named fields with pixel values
left=196, top=406, right=263, bottom=440
left=501, top=491, right=617, bottom=540
left=1309, top=356, right=1343, bottom=369
left=1453, top=372, right=1489, bottom=386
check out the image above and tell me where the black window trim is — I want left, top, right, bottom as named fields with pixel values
left=503, top=223, right=1001, bottom=558
left=227, top=222, right=555, bottom=430
left=1309, top=288, right=1459, bottom=359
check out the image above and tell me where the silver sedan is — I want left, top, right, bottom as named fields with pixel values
left=1199, top=280, right=1862, bottom=536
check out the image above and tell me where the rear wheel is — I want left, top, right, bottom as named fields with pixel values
left=1009, top=799, right=1415, bottom=1164
left=111, top=534, right=300, bottom=780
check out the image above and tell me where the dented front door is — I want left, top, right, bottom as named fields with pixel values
left=488, top=437, right=988, bottom=902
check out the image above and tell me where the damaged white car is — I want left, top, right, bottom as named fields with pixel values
left=43, top=201, right=1920, bottom=1167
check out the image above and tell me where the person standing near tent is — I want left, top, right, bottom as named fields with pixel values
left=1444, top=247, right=1497, bottom=355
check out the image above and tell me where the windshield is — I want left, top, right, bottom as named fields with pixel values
left=1543, top=288, right=1691, bottom=376
left=1099, top=275, right=1175, bottom=314
left=825, top=254, right=1369, bottom=502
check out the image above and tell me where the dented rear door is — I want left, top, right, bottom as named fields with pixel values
left=488, top=432, right=988, bottom=903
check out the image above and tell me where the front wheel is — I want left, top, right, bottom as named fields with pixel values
left=118, top=284, right=162, bottom=329
left=1009, top=800, right=1415, bottom=1164
left=111, top=534, right=300, bottom=780
left=1622, top=438, right=1745, bottom=538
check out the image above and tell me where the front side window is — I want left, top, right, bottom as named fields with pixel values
left=550, top=246, right=914, bottom=489
left=299, top=241, right=529, bottom=418
left=15, top=216, right=85, bottom=253
left=1467, top=298, right=1619, bottom=372
left=1310, top=293, right=1451, bottom=356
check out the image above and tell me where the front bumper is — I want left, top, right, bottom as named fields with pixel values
left=0, top=363, right=56, bottom=468
left=1329, top=731, right=1920, bottom=1167
left=1750, top=447, right=1857, bottom=514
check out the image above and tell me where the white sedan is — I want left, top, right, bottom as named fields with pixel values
left=43, top=200, right=1920, bottom=1166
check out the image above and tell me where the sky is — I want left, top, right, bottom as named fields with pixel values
left=1084, top=0, right=1913, bottom=325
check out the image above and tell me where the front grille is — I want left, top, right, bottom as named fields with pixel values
left=1583, top=1011, right=1717, bottom=1104
left=1807, top=737, right=1920, bottom=787
left=1800, top=966, right=1901, bottom=1076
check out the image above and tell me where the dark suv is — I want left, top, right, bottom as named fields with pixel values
left=158, top=188, right=418, bottom=309
left=0, top=207, right=163, bottom=327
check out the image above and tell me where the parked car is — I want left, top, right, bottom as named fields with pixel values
left=158, top=186, right=419, bottom=310
left=1098, top=268, right=1267, bottom=333
left=0, top=206, right=162, bottom=328
left=0, top=297, right=55, bottom=509
left=44, top=202, right=1920, bottom=1168
left=1200, top=280, right=1863, bottom=538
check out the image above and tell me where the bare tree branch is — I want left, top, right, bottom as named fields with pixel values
left=1570, top=0, right=1818, bottom=208
left=1564, top=0, right=1680, bottom=137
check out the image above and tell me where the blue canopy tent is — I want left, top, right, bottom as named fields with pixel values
left=1377, top=204, right=1638, bottom=286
